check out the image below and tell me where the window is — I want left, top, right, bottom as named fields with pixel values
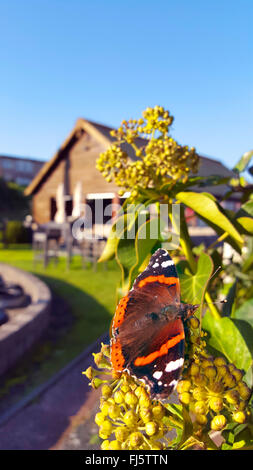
left=16, top=160, right=33, bottom=173
left=1, top=159, right=13, bottom=169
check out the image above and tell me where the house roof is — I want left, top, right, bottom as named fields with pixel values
left=24, top=118, right=236, bottom=198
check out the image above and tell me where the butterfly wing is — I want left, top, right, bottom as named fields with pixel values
left=111, top=249, right=185, bottom=399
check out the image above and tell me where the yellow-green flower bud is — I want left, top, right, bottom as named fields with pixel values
left=121, top=383, right=131, bottom=393
left=225, top=390, right=240, bottom=405
left=115, top=426, right=129, bottom=443
left=114, top=390, right=125, bottom=404
left=95, top=412, right=105, bottom=426
left=211, top=414, right=227, bottom=431
left=217, top=365, right=229, bottom=378
left=232, top=368, right=243, bottom=382
left=101, top=439, right=110, bottom=450
left=192, top=387, right=206, bottom=401
left=208, top=382, right=224, bottom=394
left=209, top=397, right=223, bottom=413
left=204, top=366, right=217, bottom=379
left=91, top=377, right=107, bottom=389
left=99, top=419, right=113, bottom=437
left=195, top=414, right=208, bottom=426
left=233, top=411, right=247, bottom=424
left=123, top=410, right=138, bottom=427
left=179, top=392, right=191, bottom=405
left=101, top=384, right=113, bottom=398
left=108, top=404, right=121, bottom=420
left=194, top=374, right=208, bottom=387
left=145, top=421, right=159, bottom=436
left=152, top=404, right=165, bottom=420
left=139, top=407, right=152, bottom=423
left=194, top=400, right=207, bottom=415
left=177, top=380, right=191, bottom=394
left=93, top=352, right=111, bottom=369
left=129, top=432, right=144, bottom=447
left=109, top=440, right=122, bottom=450
left=139, top=392, right=152, bottom=409
left=224, top=373, right=237, bottom=388
left=189, top=363, right=200, bottom=376
left=135, top=386, right=145, bottom=397
left=125, top=391, right=138, bottom=407
left=214, top=357, right=227, bottom=367
left=237, top=382, right=251, bottom=401
left=100, top=401, right=110, bottom=416
left=82, top=366, right=98, bottom=380
left=201, top=358, right=214, bottom=368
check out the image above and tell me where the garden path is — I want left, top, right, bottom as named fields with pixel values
left=0, top=334, right=107, bottom=450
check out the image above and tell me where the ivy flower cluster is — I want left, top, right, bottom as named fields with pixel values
left=83, top=343, right=174, bottom=450
left=83, top=319, right=252, bottom=450
left=96, top=106, right=199, bottom=201
left=178, top=318, right=251, bottom=434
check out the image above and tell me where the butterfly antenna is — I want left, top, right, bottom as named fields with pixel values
left=190, top=265, right=223, bottom=306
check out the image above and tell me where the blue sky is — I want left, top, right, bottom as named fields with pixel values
left=0, top=0, right=252, bottom=169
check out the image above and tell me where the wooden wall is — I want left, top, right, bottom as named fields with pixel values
left=32, top=131, right=119, bottom=224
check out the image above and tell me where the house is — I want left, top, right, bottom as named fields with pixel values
left=0, top=155, right=44, bottom=187
left=24, top=118, right=238, bottom=235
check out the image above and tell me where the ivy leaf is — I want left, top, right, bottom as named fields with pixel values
left=233, top=150, right=253, bottom=173
left=116, top=216, right=165, bottom=293
left=176, top=191, right=243, bottom=247
left=98, top=213, right=132, bottom=262
left=233, top=299, right=253, bottom=327
left=128, top=217, right=164, bottom=288
left=179, top=252, right=213, bottom=318
left=236, top=200, right=253, bottom=218
left=236, top=217, right=253, bottom=234
left=202, top=312, right=253, bottom=372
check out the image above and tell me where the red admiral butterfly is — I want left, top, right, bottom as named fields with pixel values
left=110, top=248, right=199, bottom=400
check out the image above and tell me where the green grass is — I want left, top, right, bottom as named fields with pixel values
left=0, top=244, right=120, bottom=400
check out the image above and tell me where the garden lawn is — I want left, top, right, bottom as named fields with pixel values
left=0, top=245, right=120, bottom=399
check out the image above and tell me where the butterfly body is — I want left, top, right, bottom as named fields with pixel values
left=110, top=248, right=199, bottom=399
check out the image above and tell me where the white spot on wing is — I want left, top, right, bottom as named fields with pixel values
left=165, top=358, right=184, bottom=373
left=162, top=259, right=174, bottom=268
left=153, top=370, right=163, bottom=380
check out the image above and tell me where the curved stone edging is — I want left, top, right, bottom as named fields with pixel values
left=0, top=263, right=52, bottom=376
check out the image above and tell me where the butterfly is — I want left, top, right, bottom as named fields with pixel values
left=110, top=248, right=199, bottom=399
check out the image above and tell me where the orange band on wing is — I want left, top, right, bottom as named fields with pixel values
left=138, top=275, right=179, bottom=289
left=110, top=338, right=125, bottom=371
left=134, top=330, right=185, bottom=367
left=112, top=295, right=129, bottom=329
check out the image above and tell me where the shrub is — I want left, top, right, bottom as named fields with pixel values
left=5, top=221, right=30, bottom=244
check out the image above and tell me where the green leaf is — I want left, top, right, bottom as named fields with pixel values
left=202, top=312, right=252, bottom=372
left=233, top=150, right=253, bottom=173
left=236, top=200, right=253, bottom=218
left=234, top=298, right=253, bottom=327
left=222, top=281, right=237, bottom=317
left=236, top=217, right=253, bottom=234
left=128, top=217, right=164, bottom=288
left=176, top=191, right=244, bottom=247
left=115, top=216, right=165, bottom=293
left=98, top=213, right=131, bottom=262
left=179, top=252, right=213, bottom=317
